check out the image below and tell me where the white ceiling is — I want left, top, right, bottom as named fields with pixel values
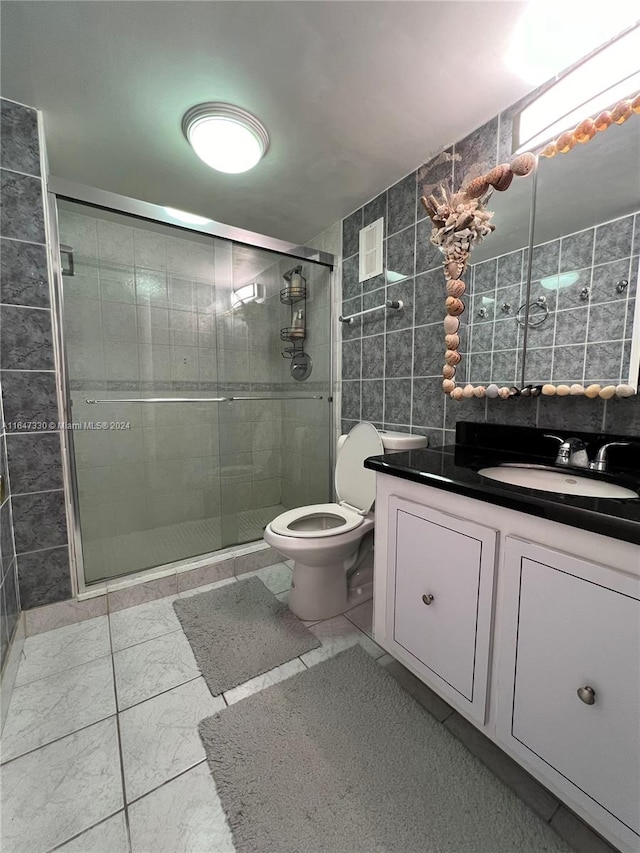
left=1, top=1, right=535, bottom=245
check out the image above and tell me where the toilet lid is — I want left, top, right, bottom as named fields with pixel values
left=335, top=422, right=384, bottom=513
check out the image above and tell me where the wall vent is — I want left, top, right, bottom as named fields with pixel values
left=358, top=217, right=384, bottom=282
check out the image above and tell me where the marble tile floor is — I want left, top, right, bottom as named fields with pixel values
left=0, top=564, right=383, bottom=853
left=0, top=562, right=615, bottom=853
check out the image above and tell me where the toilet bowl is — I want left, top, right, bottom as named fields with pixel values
left=264, top=422, right=427, bottom=621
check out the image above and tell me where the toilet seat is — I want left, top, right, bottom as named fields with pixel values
left=268, top=503, right=366, bottom=539
left=268, top=423, right=384, bottom=540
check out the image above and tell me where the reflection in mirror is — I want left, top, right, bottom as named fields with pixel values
left=466, top=176, right=534, bottom=387
left=523, top=113, right=640, bottom=390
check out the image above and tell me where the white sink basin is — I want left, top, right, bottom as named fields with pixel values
left=478, top=465, right=639, bottom=499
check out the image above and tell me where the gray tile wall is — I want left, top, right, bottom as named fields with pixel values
left=466, top=214, right=639, bottom=387
left=0, top=97, right=72, bottom=630
left=340, top=98, right=640, bottom=443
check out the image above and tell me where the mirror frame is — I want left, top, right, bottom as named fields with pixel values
left=421, top=89, right=640, bottom=403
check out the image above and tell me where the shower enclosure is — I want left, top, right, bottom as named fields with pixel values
left=52, top=194, right=333, bottom=586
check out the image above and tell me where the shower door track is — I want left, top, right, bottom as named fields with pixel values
left=47, top=176, right=335, bottom=269
left=45, top=184, right=335, bottom=598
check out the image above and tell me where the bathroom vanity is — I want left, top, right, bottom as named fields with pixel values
left=366, top=423, right=640, bottom=853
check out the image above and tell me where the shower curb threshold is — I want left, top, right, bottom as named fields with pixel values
left=23, top=541, right=283, bottom=637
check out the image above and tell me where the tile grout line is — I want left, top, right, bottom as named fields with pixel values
left=10, top=645, right=113, bottom=691
left=116, top=673, right=203, bottom=714
left=0, top=233, right=47, bottom=248
left=107, top=606, right=134, bottom=853
left=44, top=809, right=126, bottom=853
left=547, top=801, right=562, bottom=825
left=0, top=302, right=51, bottom=312
left=125, top=757, right=208, bottom=809
left=0, top=712, right=118, bottom=769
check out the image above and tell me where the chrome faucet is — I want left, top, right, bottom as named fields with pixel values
left=544, top=434, right=590, bottom=469
left=590, top=441, right=631, bottom=473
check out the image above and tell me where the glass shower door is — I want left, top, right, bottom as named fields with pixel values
left=215, top=248, right=332, bottom=547
left=57, top=199, right=333, bottom=585
left=58, top=201, right=224, bottom=583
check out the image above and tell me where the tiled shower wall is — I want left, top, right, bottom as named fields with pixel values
left=340, top=96, right=640, bottom=442
left=0, top=98, right=72, bottom=636
left=467, top=212, right=639, bottom=387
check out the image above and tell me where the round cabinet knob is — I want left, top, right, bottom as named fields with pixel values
left=577, top=685, right=596, bottom=705
left=422, top=593, right=434, bottom=606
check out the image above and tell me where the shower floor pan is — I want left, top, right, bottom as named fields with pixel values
left=82, top=505, right=287, bottom=583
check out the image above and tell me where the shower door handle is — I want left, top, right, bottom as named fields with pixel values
left=85, top=395, right=324, bottom=404
left=228, top=395, right=323, bottom=401
left=85, top=397, right=229, bottom=404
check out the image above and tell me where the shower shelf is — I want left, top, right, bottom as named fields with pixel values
left=280, top=326, right=306, bottom=344
left=280, top=285, right=306, bottom=304
left=280, top=265, right=307, bottom=363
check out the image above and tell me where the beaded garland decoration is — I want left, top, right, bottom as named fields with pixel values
left=420, top=91, right=640, bottom=402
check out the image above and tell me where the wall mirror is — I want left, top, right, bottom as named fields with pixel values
left=465, top=176, right=534, bottom=388
left=428, top=93, right=640, bottom=401
left=521, top=112, right=640, bottom=391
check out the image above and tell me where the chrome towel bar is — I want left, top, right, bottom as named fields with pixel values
left=339, top=299, right=403, bottom=325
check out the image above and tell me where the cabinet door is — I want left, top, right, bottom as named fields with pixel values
left=498, top=538, right=640, bottom=850
left=386, top=497, right=497, bottom=723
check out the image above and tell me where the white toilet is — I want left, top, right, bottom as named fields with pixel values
left=264, top=422, right=427, bottom=621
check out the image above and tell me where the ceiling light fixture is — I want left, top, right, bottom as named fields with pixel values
left=514, top=26, right=640, bottom=152
left=182, top=103, right=269, bottom=174
left=163, top=206, right=211, bottom=225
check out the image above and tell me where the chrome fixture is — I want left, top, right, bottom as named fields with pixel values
left=590, top=441, right=631, bottom=473
left=580, top=287, right=590, bottom=301
left=290, top=352, right=313, bottom=382
left=48, top=176, right=334, bottom=269
left=477, top=306, right=489, bottom=318
left=544, top=434, right=590, bottom=468
left=163, top=207, right=211, bottom=226
left=86, top=395, right=324, bottom=404
left=228, top=394, right=322, bottom=402
left=182, top=102, right=269, bottom=174
left=577, top=685, right=596, bottom=705
left=86, top=397, right=229, bottom=404
left=422, top=593, right=434, bottom=606
left=516, top=296, right=549, bottom=328
left=339, top=299, right=403, bottom=325
left=616, top=279, right=629, bottom=294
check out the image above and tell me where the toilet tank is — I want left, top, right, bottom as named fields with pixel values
left=379, top=430, right=428, bottom=452
left=336, top=427, right=427, bottom=455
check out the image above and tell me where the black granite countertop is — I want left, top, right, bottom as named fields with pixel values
left=364, top=422, right=640, bottom=547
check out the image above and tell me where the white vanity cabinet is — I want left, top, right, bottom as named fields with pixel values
left=497, top=538, right=640, bottom=850
left=372, top=472, right=640, bottom=853
left=381, top=497, right=497, bottom=724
